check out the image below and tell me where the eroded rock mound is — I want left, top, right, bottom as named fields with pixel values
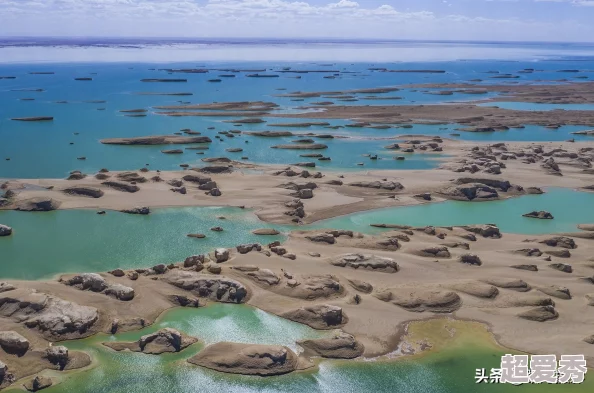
left=375, top=290, right=461, bottom=313
left=450, top=282, right=498, bottom=298
left=483, top=278, right=531, bottom=292
left=165, top=271, right=248, bottom=303
left=538, top=286, right=571, bottom=300
left=330, top=254, right=399, bottom=273
left=62, top=187, right=104, bottom=198
left=0, top=224, right=12, bottom=237
left=15, top=197, right=61, bottom=211
left=101, top=181, right=139, bottom=193
left=0, top=290, right=98, bottom=338
left=0, top=331, right=30, bottom=355
left=438, top=183, right=499, bottom=201
left=282, top=304, right=345, bottom=330
left=347, top=279, right=373, bottom=294
left=539, top=237, right=576, bottom=249
left=523, top=211, right=554, bottom=220
left=188, top=342, right=299, bottom=376
left=348, top=181, right=404, bottom=191
left=462, top=224, right=502, bottom=239
left=298, top=332, right=364, bottom=359
left=518, top=306, right=559, bottom=322
left=305, top=233, right=336, bottom=244
left=414, top=246, right=451, bottom=258
left=103, top=328, right=197, bottom=354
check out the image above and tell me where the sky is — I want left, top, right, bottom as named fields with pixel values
left=0, top=0, right=593, bottom=42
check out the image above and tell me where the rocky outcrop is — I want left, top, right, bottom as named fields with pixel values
left=196, top=166, right=233, bottom=174
left=103, top=328, right=197, bottom=354
left=100, top=136, right=212, bottom=145
left=245, top=131, right=293, bottom=137
left=513, top=248, right=543, bottom=257
left=0, top=282, right=15, bottom=293
left=244, top=269, right=281, bottom=286
left=347, top=279, right=373, bottom=294
left=62, top=187, right=104, bottom=198
left=24, top=375, right=53, bottom=392
left=188, top=342, right=300, bottom=376
left=104, top=284, right=135, bottom=301
left=272, top=144, right=327, bottom=150
left=305, top=233, right=336, bottom=244
left=15, top=198, right=61, bottom=211
left=438, top=183, right=499, bottom=201
left=549, top=263, right=572, bottom=273
left=453, top=177, right=513, bottom=191
left=0, top=291, right=98, bottom=338
left=101, top=181, right=139, bottom=193
left=539, top=237, right=577, bottom=249
left=0, top=224, right=12, bottom=237
left=348, top=181, right=404, bottom=191
left=518, top=306, right=559, bottom=322
left=375, top=290, right=461, bottom=313
left=120, top=206, right=150, bottom=215
left=252, top=228, right=280, bottom=236
left=45, top=345, right=69, bottom=367
left=538, top=286, right=571, bottom=300
left=546, top=249, right=571, bottom=258
left=330, top=254, right=399, bottom=273
left=64, top=273, right=135, bottom=301
left=298, top=332, right=364, bottom=359
left=483, top=278, right=531, bottom=292
left=0, top=331, right=30, bottom=355
left=213, top=248, right=230, bottom=263
left=459, top=254, right=482, bottom=266
left=415, top=246, right=451, bottom=258
left=165, top=271, right=248, bottom=303
left=461, top=224, right=502, bottom=239
left=282, top=304, right=345, bottom=329
left=65, top=273, right=107, bottom=292
left=450, top=282, right=498, bottom=298
left=523, top=211, right=554, bottom=220
left=236, top=243, right=262, bottom=254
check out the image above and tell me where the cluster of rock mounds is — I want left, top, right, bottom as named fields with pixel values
left=0, top=334, right=89, bottom=391
left=272, top=167, right=324, bottom=179
left=0, top=289, right=98, bottom=339
left=165, top=270, right=249, bottom=304
left=62, top=273, right=135, bottom=301
left=233, top=266, right=343, bottom=301
left=103, top=328, right=197, bottom=354
left=450, top=143, right=593, bottom=177
left=438, top=177, right=542, bottom=201
left=384, top=137, right=444, bottom=153
left=329, top=254, right=399, bottom=273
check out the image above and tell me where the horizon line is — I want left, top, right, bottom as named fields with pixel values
left=1, top=36, right=594, bottom=45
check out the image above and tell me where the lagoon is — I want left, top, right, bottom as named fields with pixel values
left=1, top=188, right=592, bottom=280
left=4, top=305, right=592, bottom=393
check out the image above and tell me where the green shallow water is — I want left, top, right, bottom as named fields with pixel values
left=313, top=187, right=594, bottom=236
left=4, top=305, right=591, bottom=393
left=1, top=188, right=593, bottom=280
left=0, top=206, right=284, bottom=280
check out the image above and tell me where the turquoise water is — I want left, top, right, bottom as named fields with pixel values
left=1, top=188, right=592, bottom=280
left=98, top=304, right=331, bottom=351
left=0, top=206, right=285, bottom=279
left=2, top=59, right=594, bottom=178
left=4, top=304, right=592, bottom=393
left=314, top=187, right=594, bottom=235
left=479, top=102, right=594, bottom=111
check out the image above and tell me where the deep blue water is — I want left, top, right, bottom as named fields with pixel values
left=1, top=42, right=594, bottom=178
